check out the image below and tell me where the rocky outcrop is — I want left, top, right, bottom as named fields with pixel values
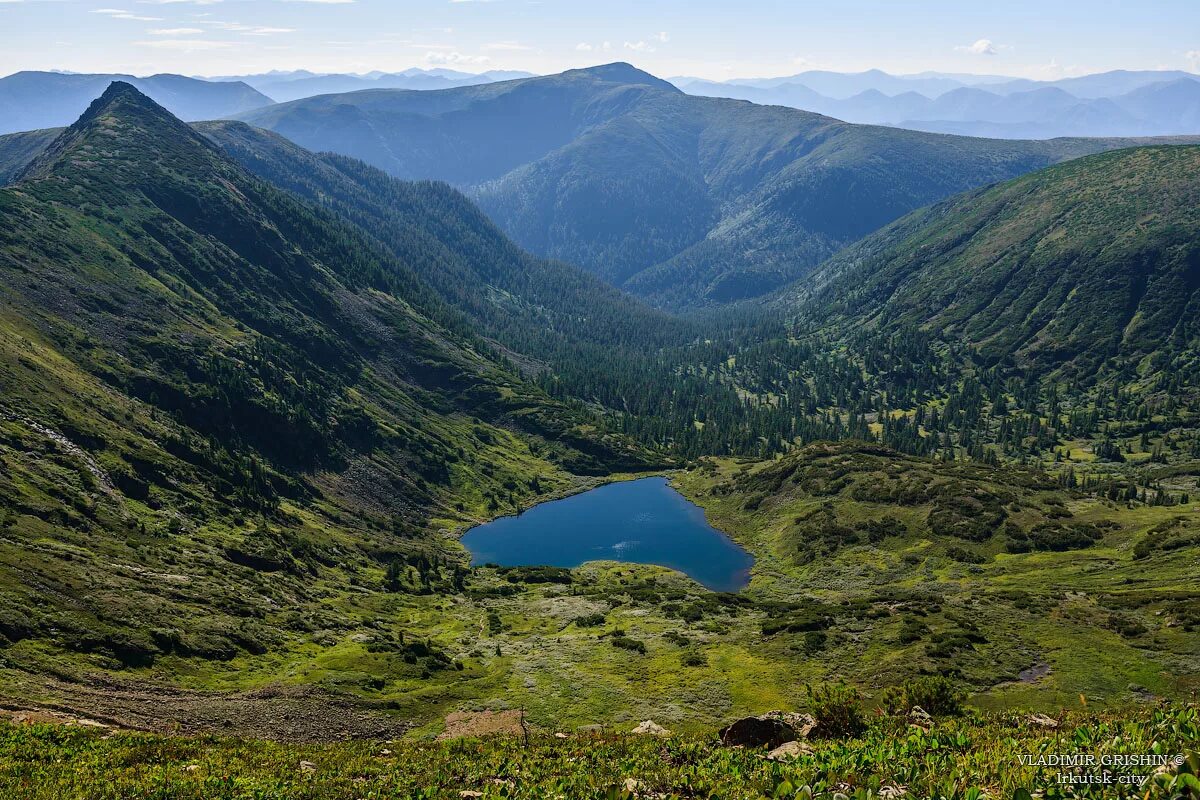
left=631, top=720, right=671, bottom=736
left=765, top=740, right=813, bottom=761
left=719, top=711, right=816, bottom=748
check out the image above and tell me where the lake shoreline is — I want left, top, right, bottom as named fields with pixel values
left=460, top=475, right=755, bottom=592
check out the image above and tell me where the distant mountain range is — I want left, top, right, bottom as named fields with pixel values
left=234, top=63, right=1200, bottom=308
left=0, top=71, right=272, bottom=135
left=209, top=68, right=537, bottom=103
left=6, top=65, right=1196, bottom=141
left=673, top=69, right=1200, bottom=139
left=0, top=68, right=537, bottom=134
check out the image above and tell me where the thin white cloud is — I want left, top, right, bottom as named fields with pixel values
left=134, top=38, right=234, bottom=49
left=624, top=40, right=654, bottom=53
left=575, top=42, right=592, bottom=52
left=147, top=27, right=204, bottom=34
left=1187, top=50, right=1200, bottom=71
left=196, top=20, right=295, bottom=35
left=91, top=8, right=164, bottom=20
left=654, top=31, right=669, bottom=43
left=955, top=38, right=999, bottom=56
left=239, top=26, right=295, bottom=35
left=424, top=50, right=489, bottom=65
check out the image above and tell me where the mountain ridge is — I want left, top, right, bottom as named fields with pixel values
left=235, top=64, right=1200, bottom=309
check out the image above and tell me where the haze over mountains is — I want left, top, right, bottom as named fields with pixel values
left=208, top=68, right=537, bottom=103
left=7, top=64, right=1199, bottom=140
left=674, top=69, right=1200, bottom=139
left=0, top=71, right=272, bottom=135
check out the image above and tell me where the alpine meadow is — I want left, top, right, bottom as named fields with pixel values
left=0, top=2, right=1198, bottom=798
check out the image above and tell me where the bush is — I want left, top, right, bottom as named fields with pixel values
left=807, top=683, right=866, bottom=738
left=500, top=566, right=573, bottom=584
left=572, top=613, right=606, bottom=628
left=1107, top=614, right=1148, bottom=638
left=880, top=676, right=965, bottom=717
left=897, top=616, right=929, bottom=644
left=760, top=599, right=833, bottom=635
left=610, top=636, right=646, bottom=654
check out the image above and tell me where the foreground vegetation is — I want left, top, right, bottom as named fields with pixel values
left=2, top=702, right=1197, bottom=799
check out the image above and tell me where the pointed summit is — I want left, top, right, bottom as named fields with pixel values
left=16, top=81, right=222, bottom=184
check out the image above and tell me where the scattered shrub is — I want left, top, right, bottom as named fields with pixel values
left=807, top=683, right=866, bottom=738
left=880, top=676, right=965, bottom=717
left=610, top=636, right=646, bottom=654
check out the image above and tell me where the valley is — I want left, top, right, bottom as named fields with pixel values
left=0, top=49, right=1196, bottom=799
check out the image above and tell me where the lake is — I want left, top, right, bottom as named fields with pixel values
left=461, top=477, right=754, bottom=592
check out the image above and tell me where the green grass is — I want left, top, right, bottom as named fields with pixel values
left=1, top=704, right=1197, bottom=799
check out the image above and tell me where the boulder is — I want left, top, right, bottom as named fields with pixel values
left=765, top=740, right=813, bottom=761
left=719, top=711, right=815, bottom=749
left=631, top=720, right=670, bottom=736
left=908, top=706, right=933, bottom=730
left=1026, top=713, right=1059, bottom=728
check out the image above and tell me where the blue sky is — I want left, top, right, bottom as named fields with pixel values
left=3, top=0, right=1199, bottom=80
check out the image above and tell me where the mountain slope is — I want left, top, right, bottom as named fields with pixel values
left=0, top=71, right=273, bottom=135
left=779, top=145, right=1200, bottom=380
left=192, top=120, right=687, bottom=361
left=0, top=83, right=652, bottom=672
left=237, top=63, right=1197, bottom=309
left=0, top=127, right=57, bottom=184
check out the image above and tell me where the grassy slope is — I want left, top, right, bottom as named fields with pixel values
left=671, top=443, right=1199, bottom=709
left=780, top=145, right=1200, bottom=380
left=0, top=84, right=656, bottom=718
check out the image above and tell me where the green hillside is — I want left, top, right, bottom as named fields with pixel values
left=0, top=83, right=653, bottom=686
left=783, top=145, right=1200, bottom=380
left=237, top=63, right=1199, bottom=309
left=192, top=120, right=691, bottom=366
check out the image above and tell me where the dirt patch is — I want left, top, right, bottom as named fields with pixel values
left=1017, top=663, right=1052, bottom=683
left=0, top=672, right=410, bottom=742
left=438, top=709, right=529, bottom=740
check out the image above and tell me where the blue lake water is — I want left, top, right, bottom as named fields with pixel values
left=461, top=477, right=754, bottom=592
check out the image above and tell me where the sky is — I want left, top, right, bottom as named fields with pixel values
left=2, top=0, right=1199, bottom=81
